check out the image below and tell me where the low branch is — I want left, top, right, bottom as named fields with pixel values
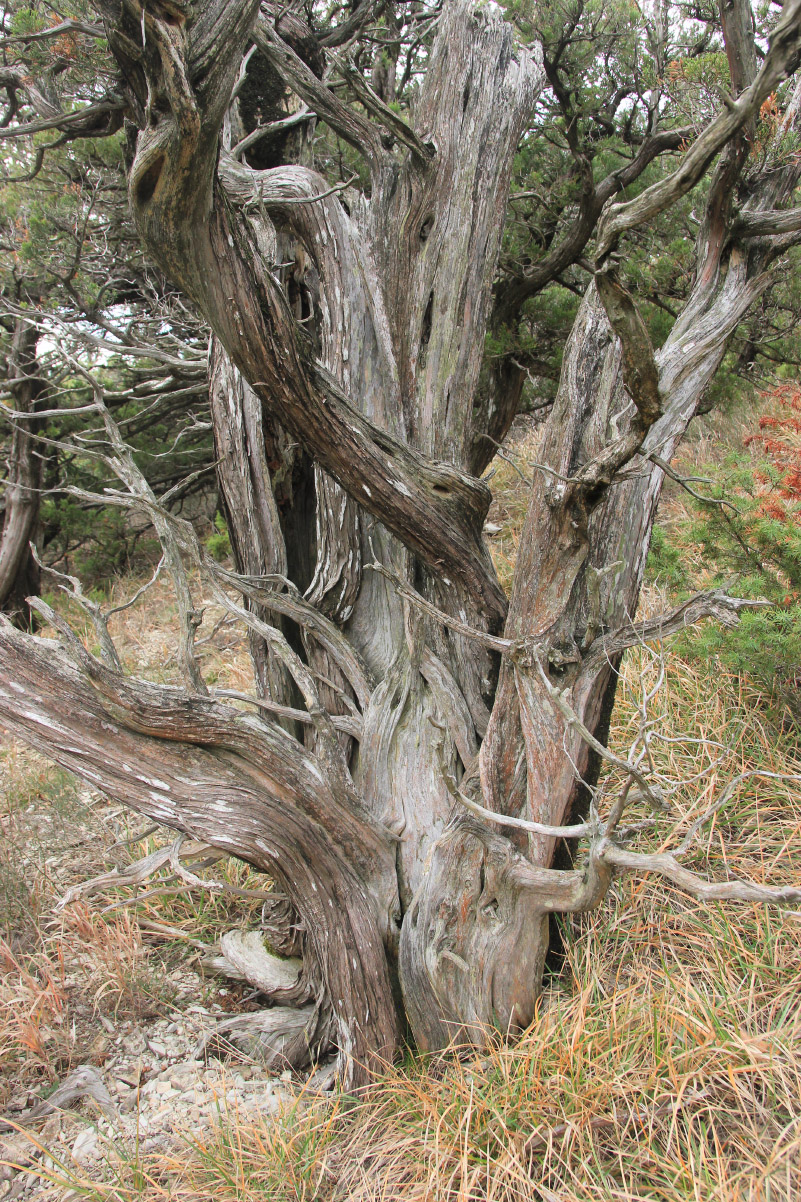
left=167, top=833, right=275, bottom=900
left=0, top=619, right=400, bottom=1084
left=231, top=108, right=313, bottom=159
left=0, top=95, right=125, bottom=140
left=583, top=589, right=770, bottom=673
left=0, top=19, right=104, bottom=45
left=212, top=687, right=361, bottom=737
left=453, top=789, right=594, bottom=840
left=56, top=843, right=180, bottom=909
left=602, top=842, right=801, bottom=907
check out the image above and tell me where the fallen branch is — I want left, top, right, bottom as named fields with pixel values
left=0, top=1067, right=114, bottom=1134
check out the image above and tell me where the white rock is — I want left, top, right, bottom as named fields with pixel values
left=71, top=1129, right=99, bottom=1163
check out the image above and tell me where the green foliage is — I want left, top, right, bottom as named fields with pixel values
left=41, top=495, right=133, bottom=581
left=648, top=388, right=801, bottom=724
left=645, top=524, right=690, bottom=591
left=205, top=512, right=232, bottom=563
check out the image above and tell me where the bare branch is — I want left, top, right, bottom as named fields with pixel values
left=0, top=95, right=125, bottom=140
left=31, top=546, right=123, bottom=672
left=648, top=453, right=742, bottom=513
left=523, top=657, right=669, bottom=815
left=365, top=558, right=511, bottom=654
left=673, top=770, right=801, bottom=856
left=92, top=388, right=208, bottom=695
left=453, top=788, right=594, bottom=840
left=252, top=13, right=383, bottom=163
left=231, top=108, right=313, bottom=159
left=56, top=842, right=181, bottom=909
left=330, top=50, right=435, bottom=162
left=211, top=565, right=373, bottom=710
left=602, top=842, right=801, bottom=907
left=583, top=589, right=771, bottom=673
left=211, top=688, right=362, bottom=738
left=595, top=0, right=801, bottom=259
left=167, top=833, right=275, bottom=900
left=0, top=19, right=104, bottom=46
left=106, top=557, right=166, bottom=618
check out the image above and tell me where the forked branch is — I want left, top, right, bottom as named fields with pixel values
left=595, top=0, right=801, bottom=259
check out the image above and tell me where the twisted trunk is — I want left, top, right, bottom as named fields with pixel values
left=1, top=0, right=800, bottom=1083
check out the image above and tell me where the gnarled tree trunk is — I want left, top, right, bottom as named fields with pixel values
left=1, top=0, right=801, bottom=1085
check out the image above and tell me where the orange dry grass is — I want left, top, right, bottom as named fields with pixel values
left=49, top=646, right=799, bottom=1202
left=0, top=940, right=67, bottom=1089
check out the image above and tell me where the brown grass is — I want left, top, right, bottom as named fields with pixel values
left=4, top=434, right=801, bottom=1200
left=24, top=640, right=795, bottom=1202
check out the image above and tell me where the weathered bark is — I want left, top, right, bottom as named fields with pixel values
left=209, top=337, right=293, bottom=708
left=401, top=4, right=801, bottom=1044
left=0, top=622, right=398, bottom=1080
left=0, top=320, right=43, bottom=626
left=1, top=0, right=801, bottom=1082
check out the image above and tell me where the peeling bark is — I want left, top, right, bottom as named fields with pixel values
left=0, top=321, right=43, bottom=626
left=1, top=0, right=800, bottom=1080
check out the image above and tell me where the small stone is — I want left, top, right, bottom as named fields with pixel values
left=167, top=1063, right=194, bottom=1086
left=71, top=1129, right=99, bottom=1163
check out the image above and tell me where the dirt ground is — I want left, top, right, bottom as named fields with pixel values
left=0, top=746, right=307, bottom=1200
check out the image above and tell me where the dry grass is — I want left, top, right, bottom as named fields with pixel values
left=45, top=555, right=255, bottom=695
left=4, top=434, right=801, bottom=1200
left=30, top=642, right=795, bottom=1202
left=0, top=937, right=69, bottom=1092
left=484, top=421, right=544, bottom=595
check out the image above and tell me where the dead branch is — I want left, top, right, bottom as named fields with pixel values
left=583, top=590, right=771, bottom=672
left=601, top=841, right=801, bottom=907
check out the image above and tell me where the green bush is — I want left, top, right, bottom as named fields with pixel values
left=205, top=512, right=232, bottom=562
left=647, top=387, right=801, bottom=725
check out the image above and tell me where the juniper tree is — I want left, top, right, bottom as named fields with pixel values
left=1, top=0, right=801, bottom=1084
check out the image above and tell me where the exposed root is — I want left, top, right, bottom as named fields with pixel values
left=196, top=1005, right=317, bottom=1072
left=205, top=930, right=309, bottom=1004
